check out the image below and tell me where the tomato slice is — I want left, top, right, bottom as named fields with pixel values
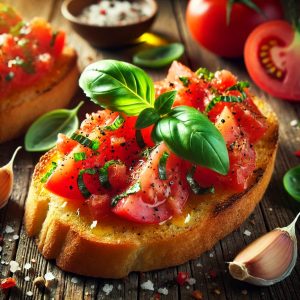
left=245, top=20, right=300, bottom=101
left=112, top=144, right=189, bottom=224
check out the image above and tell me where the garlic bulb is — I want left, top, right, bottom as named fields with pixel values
left=0, top=146, right=21, bottom=209
left=229, top=212, right=300, bottom=286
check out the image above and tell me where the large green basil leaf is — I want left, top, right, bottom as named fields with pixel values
left=152, top=106, right=229, bottom=175
left=79, top=60, right=155, bottom=116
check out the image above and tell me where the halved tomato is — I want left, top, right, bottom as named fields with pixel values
left=244, top=20, right=300, bottom=101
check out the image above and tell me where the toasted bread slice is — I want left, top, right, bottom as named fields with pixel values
left=24, top=97, right=278, bottom=278
left=0, top=47, right=79, bottom=143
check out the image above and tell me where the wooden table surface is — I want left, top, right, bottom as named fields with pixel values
left=0, top=0, right=300, bottom=299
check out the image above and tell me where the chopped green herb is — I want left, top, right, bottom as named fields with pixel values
left=9, top=56, right=35, bottom=74
left=111, top=182, right=141, bottom=207
left=5, top=71, right=14, bottom=82
left=40, top=162, right=57, bottom=183
left=74, top=152, right=86, bottom=162
left=9, top=21, right=25, bottom=36
left=135, top=130, right=146, bottom=148
left=99, top=160, right=121, bottom=188
left=196, top=67, right=214, bottom=81
left=77, top=168, right=97, bottom=198
left=179, top=76, right=189, bottom=87
left=158, top=151, right=169, bottom=180
left=186, top=166, right=215, bottom=195
left=71, top=133, right=100, bottom=151
left=205, top=95, right=244, bottom=112
left=50, top=31, right=58, bottom=47
left=227, top=81, right=250, bottom=99
left=103, top=115, right=125, bottom=131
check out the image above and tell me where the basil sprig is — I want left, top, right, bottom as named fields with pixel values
left=80, top=60, right=229, bottom=175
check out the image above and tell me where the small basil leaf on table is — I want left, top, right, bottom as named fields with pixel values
left=25, top=101, right=83, bottom=152
left=154, top=90, right=176, bottom=115
left=79, top=60, right=155, bottom=116
left=136, top=108, right=160, bottom=129
left=133, top=43, right=185, bottom=68
left=152, top=106, right=229, bottom=175
left=283, top=165, right=300, bottom=202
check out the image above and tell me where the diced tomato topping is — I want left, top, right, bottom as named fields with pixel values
left=0, top=7, right=65, bottom=99
left=176, top=272, right=190, bottom=286
left=45, top=62, right=267, bottom=224
left=0, top=277, right=16, bottom=290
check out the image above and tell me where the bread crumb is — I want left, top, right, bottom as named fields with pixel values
left=33, top=276, right=45, bottom=289
left=141, top=280, right=154, bottom=291
left=9, top=261, right=21, bottom=273
left=102, top=284, right=113, bottom=295
left=184, top=213, right=191, bottom=224
left=192, top=290, right=203, bottom=300
left=44, top=272, right=55, bottom=281
left=158, top=287, right=168, bottom=295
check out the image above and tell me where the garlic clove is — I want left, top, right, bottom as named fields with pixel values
left=0, top=146, right=21, bottom=209
left=229, top=212, right=300, bottom=286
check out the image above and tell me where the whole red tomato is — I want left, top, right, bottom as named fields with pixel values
left=186, top=0, right=284, bottom=57
left=244, top=20, right=300, bottom=101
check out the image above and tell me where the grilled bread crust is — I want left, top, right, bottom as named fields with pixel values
left=25, top=97, right=278, bottom=278
left=0, top=47, right=79, bottom=143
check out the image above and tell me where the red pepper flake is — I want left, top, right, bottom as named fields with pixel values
left=99, top=9, right=106, bottom=15
left=295, top=150, right=300, bottom=157
left=192, top=290, right=203, bottom=300
left=208, top=270, right=217, bottom=279
left=176, top=271, right=190, bottom=286
left=0, top=277, right=16, bottom=290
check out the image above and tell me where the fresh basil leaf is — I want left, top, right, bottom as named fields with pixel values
left=132, top=43, right=184, bottom=68
left=74, top=152, right=86, bottom=162
left=99, top=160, right=121, bottom=188
left=71, top=133, right=99, bottom=151
left=135, top=130, right=146, bottom=148
left=283, top=165, right=300, bottom=202
left=79, top=60, right=155, bottom=116
left=196, top=67, right=214, bottom=81
left=179, top=76, right=189, bottom=87
left=25, top=101, right=83, bottom=152
left=111, top=182, right=141, bottom=207
left=40, top=162, right=57, bottom=183
left=136, top=108, right=160, bottom=130
left=152, top=106, right=229, bottom=175
left=77, top=168, right=98, bottom=198
left=205, top=95, right=244, bottom=112
left=186, top=166, right=214, bottom=195
left=154, top=91, right=176, bottom=115
left=158, top=151, right=169, bottom=180
left=103, top=115, right=125, bottom=131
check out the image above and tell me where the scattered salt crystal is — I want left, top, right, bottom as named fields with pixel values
left=76, top=208, right=80, bottom=216
left=241, top=289, right=248, bottom=295
left=117, top=284, right=122, bottom=290
left=24, top=263, right=32, bottom=270
left=196, top=263, right=202, bottom=267
left=61, top=202, right=67, bottom=208
left=71, top=277, right=79, bottom=284
left=102, top=284, right=113, bottom=295
left=186, top=278, right=196, bottom=285
left=91, top=285, right=95, bottom=289
left=184, top=213, right=191, bottom=224
left=1, top=260, right=5, bottom=264
left=243, top=230, right=251, bottom=236
left=26, top=291, right=33, bottom=297
left=91, top=220, right=97, bottom=229
left=25, top=276, right=30, bottom=282
left=290, top=119, right=298, bottom=127
left=5, top=225, right=14, bottom=233
left=8, top=239, right=12, bottom=242
left=186, top=285, right=190, bottom=290
left=141, top=280, right=154, bottom=291
left=158, top=287, right=168, bottom=295
left=44, top=272, right=55, bottom=281
left=13, top=235, right=19, bottom=240
left=10, top=260, right=21, bottom=273
left=269, top=208, right=273, bottom=212
left=209, top=252, right=214, bottom=258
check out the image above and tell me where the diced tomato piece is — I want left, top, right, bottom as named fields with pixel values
left=176, top=272, right=190, bottom=286
left=0, top=4, right=21, bottom=34
left=56, top=133, right=78, bottom=155
left=51, top=31, right=65, bottom=58
left=87, top=194, right=111, bottom=219
left=0, top=277, right=16, bottom=290
left=211, top=70, right=237, bottom=92
left=108, top=164, right=128, bottom=191
left=112, top=144, right=189, bottom=224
